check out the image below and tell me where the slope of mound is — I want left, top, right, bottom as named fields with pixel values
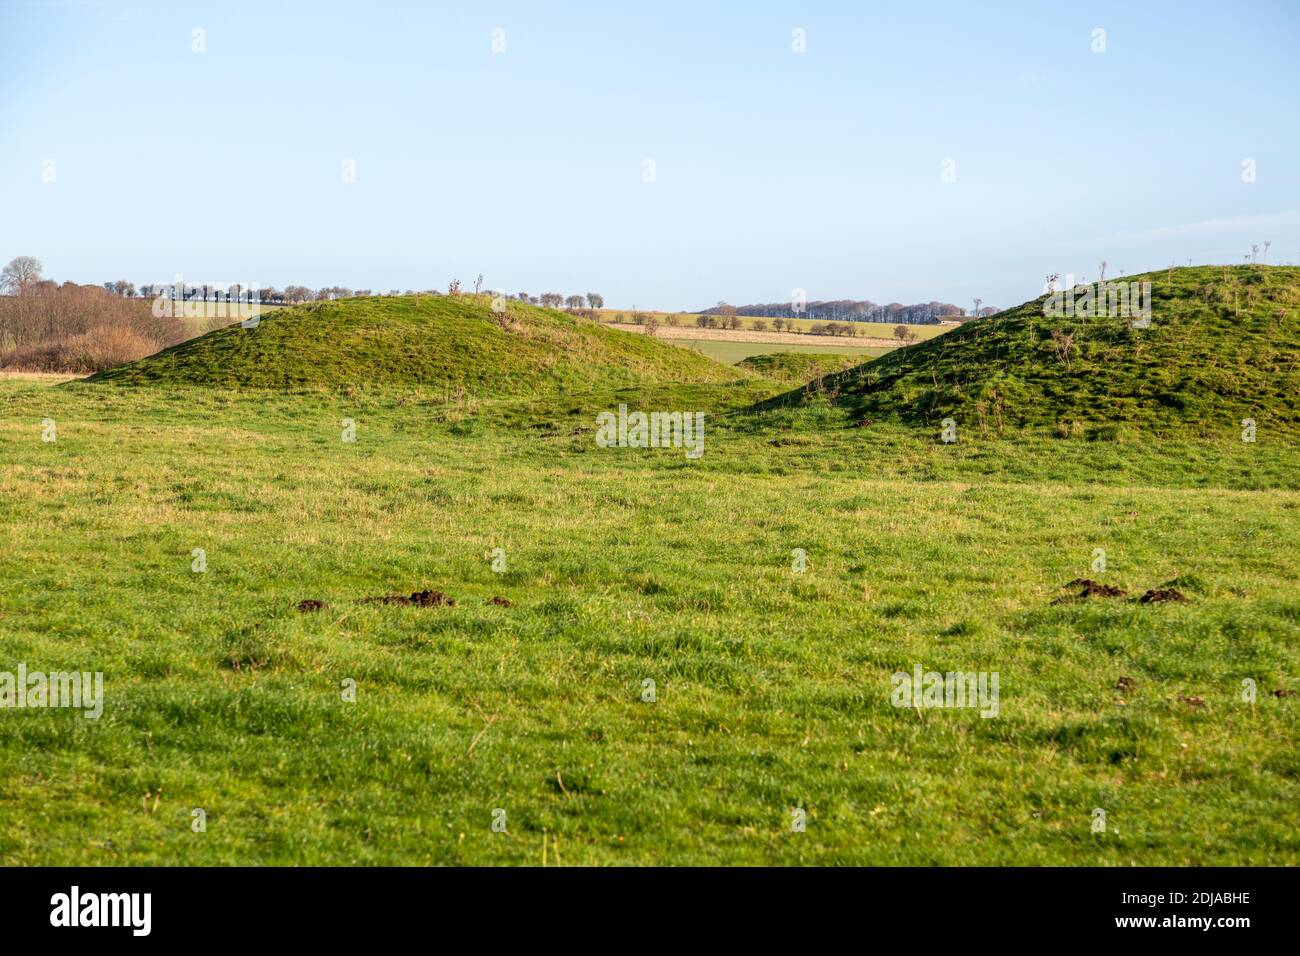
left=758, top=266, right=1300, bottom=437
left=87, top=295, right=743, bottom=393
left=736, top=351, right=863, bottom=383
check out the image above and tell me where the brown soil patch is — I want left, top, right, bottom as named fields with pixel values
left=1053, top=579, right=1126, bottom=603
left=1077, top=579, right=1126, bottom=597
left=1140, top=588, right=1187, bottom=604
left=363, top=590, right=455, bottom=607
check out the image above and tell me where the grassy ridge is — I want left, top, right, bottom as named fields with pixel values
left=763, top=266, right=1300, bottom=438
left=737, top=351, right=865, bottom=383
left=89, top=294, right=744, bottom=394
left=664, top=338, right=887, bottom=367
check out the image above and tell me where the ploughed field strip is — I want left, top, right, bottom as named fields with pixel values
left=1, top=269, right=1297, bottom=864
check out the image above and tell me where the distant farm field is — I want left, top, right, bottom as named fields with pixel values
left=599, top=310, right=952, bottom=340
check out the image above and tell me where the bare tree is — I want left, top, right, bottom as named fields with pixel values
left=586, top=293, right=604, bottom=309
left=973, top=297, right=982, bottom=317
left=448, top=279, right=462, bottom=296
left=564, top=295, right=585, bottom=310
left=1098, top=261, right=1107, bottom=281
left=1263, top=241, right=1271, bottom=263
left=1251, top=244, right=1260, bottom=264
left=1, top=256, right=43, bottom=295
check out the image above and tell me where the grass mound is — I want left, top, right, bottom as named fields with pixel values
left=757, top=266, right=1300, bottom=438
left=87, top=294, right=742, bottom=393
left=736, top=351, right=862, bottom=383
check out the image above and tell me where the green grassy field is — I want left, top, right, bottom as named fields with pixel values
left=664, top=338, right=889, bottom=365
left=734, top=351, right=871, bottom=383
left=2, top=373, right=1298, bottom=865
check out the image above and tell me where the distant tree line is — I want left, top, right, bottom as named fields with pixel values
left=2, top=260, right=611, bottom=316
left=509, top=292, right=603, bottom=310
left=702, top=298, right=970, bottom=325
left=100, top=282, right=376, bottom=304
left=682, top=313, right=894, bottom=337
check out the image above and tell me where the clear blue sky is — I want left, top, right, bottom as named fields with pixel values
left=2, top=0, right=1297, bottom=310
